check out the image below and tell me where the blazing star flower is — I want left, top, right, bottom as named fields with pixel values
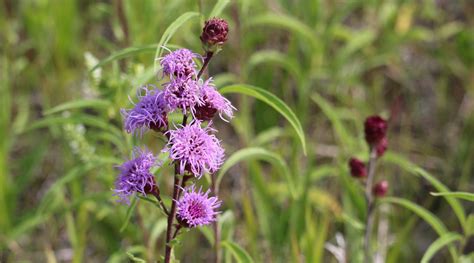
left=162, top=78, right=202, bottom=114
left=176, top=185, right=221, bottom=227
left=114, top=148, right=158, bottom=204
left=194, top=78, right=235, bottom=121
left=160, top=48, right=199, bottom=79
left=121, top=86, right=168, bottom=135
left=166, top=121, right=224, bottom=178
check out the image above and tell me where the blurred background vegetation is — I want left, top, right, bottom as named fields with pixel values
left=1, top=0, right=473, bottom=262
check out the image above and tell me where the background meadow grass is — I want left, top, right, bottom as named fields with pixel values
left=1, top=0, right=473, bottom=262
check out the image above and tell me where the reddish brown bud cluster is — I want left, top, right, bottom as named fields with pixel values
left=364, top=115, right=388, bottom=157
left=372, top=180, right=389, bottom=197
left=364, top=116, right=387, bottom=146
left=200, top=18, right=228, bottom=52
left=349, top=158, right=367, bottom=178
left=201, top=18, right=228, bottom=45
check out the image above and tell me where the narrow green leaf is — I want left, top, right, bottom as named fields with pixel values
left=217, top=147, right=296, bottom=198
left=383, top=197, right=448, bottom=236
left=126, top=252, right=146, bottom=263
left=385, top=153, right=467, bottom=230
left=383, top=197, right=458, bottom=259
left=220, top=84, right=306, bottom=154
left=90, top=44, right=155, bottom=72
left=221, top=241, right=254, bottom=263
left=421, top=232, right=462, bottom=263
left=43, top=99, right=111, bottom=115
left=431, top=192, right=474, bottom=202
left=209, top=0, right=230, bottom=18
left=154, top=12, right=200, bottom=70
left=120, top=196, right=138, bottom=232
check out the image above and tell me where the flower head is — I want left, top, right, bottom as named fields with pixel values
left=163, top=78, right=202, bottom=114
left=121, top=86, right=168, bottom=135
left=349, top=158, right=367, bottom=178
left=160, top=48, right=199, bottom=79
left=364, top=115, right=388, bottom=146
left=166, top=122, right=224, bottom=178
left=176, top=185, right=221, bottom=227
left=114, top=148, right=158, bottom=204
left=200, top=18, right=229, bottom=46
left=195, top=79, right=235, bottom=121
left=373, top=180, right=389, bottom=197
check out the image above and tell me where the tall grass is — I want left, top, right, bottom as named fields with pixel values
left=0, top=0, right=473, bottom=262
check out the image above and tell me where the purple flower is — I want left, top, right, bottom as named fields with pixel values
left=166, top=121, right=224, bottom=178
left=163, top=78, right=202, bottom=114
left=114, top=148, right=158, bottom=204
left=160, top=48, right=199, bottom=79
left=194, top=78, right=235, bottom=121
left=176, top=185, right=221, bottom=227
left=121, top=86, right=168, bottom=135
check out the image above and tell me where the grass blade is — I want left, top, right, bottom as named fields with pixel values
left=431, top=192, right=474, bottom=202
left=154, top=12, right=200, bottom=70
left=421, top=232, right=462, bottom=263
left=220, top=84, right=306, bottom=154
left=221, top=240, right=254, bottom=263
left=43, top=99, right=111, bottom=115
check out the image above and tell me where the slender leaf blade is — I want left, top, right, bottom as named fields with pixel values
left=431, top=192, right=474, bottom=202
left=222, top=241, right=254, bottom=263
left=421, top=232, right=462, bottom=263
left=220, top=84, right=306, bottom=154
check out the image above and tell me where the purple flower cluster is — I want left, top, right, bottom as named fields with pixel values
left=121, top=86, right=168, bottom=135
left=176, top=185, right=221, bottom=227
left=116, top=43, right=233, bottom=230
left=160, top=48, right=199, bottom=79
left=114, top=148, right=158, bottom=204
left=167, top=121, right=224, bottom=178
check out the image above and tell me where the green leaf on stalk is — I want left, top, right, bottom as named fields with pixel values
left=222, top=240, right=254, bottom=263
left=43, top=99, right=111, bottom=115
left=220, top=84, right=306, bottom=154
left=90, top=44, right=155, bottom=72
left=154, top=12, right=200, bottom=70
left=209, top=0, right=230, bottom=18
left=120, top=196, right=138, bottom=232
left=431, top=192, right=474, bottom=202
left=421, top=232, right=462, bottom=263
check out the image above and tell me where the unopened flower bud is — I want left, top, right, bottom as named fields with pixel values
left=200, top=18, right=228, bottom=52
left=364, top=115, right=387, bottom=146
left=349, top=158, right=367, bottom=178
left=373, top=180, right=389, bottom=197
left=376, top=137, right=388, bottom=157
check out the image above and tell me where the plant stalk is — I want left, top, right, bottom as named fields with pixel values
left=211, top=173, right=221, bottom=263
left=364, top=148, right=377, bottom=263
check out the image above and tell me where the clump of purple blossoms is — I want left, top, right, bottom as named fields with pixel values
left=176, top=185, right=221, bottom=227
left=162, top=78, right=203, bottom=114
left=160, top=48, right=199, bottom=79
left=114, top=148, right=158, bottom=204
left=195, top=78, right=235, bottom=121
left=121, top=86, right=168, bottom=135
left=166, top=121, right=224, bottom=178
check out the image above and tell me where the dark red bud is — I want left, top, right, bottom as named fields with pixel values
left=376, top=137, right=388, bottom=157
left=364, top=115, right=388, bottom=146
left=150, top=113, right=168, bottom=133
left=194, top=102, right=218, bottom=122
left=144, top=177, right=158, bottom=195
left=200, top=18, right=228, bottom=46
left=373, top=180, right=389, bottom=197
left=349, top=158, right=367, bottom=178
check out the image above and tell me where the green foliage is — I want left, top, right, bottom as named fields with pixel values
left=1, top=0, right=473, bottom=262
